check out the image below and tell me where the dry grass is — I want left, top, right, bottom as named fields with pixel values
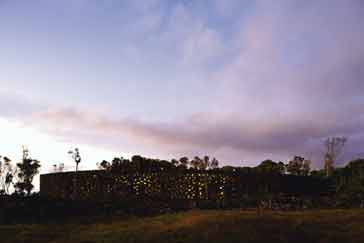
left=1, top=209, right=364, bottom=243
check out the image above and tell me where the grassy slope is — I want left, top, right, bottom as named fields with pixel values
left=1, top=210, right=364, bottom=243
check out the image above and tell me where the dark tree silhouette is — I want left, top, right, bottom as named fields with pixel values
left=201, top=156, right=210, bottom=170
left=179, top=157, right=189, bottom=169
left=97, top=160, right=111, bottom=170
left=171, top=159, right=179, bottom=167
left=69, top=148, right=82, bottom=172
left=210, top=157, right=219, bottom=170
left=190, top=156, right=202, bottom=170
left=14, top=147, right=40, bottom=196
left=287, top=156, right=311, bottom=176
left=255, top=160, right=286, bottom=174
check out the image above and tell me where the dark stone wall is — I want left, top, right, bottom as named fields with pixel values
left=40, top=170, right=228, bottom=201
left=40, top=170, right=329, bottom=201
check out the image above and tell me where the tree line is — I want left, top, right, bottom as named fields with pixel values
left=95, top=155, right=313, bottom=176
left=0, top=136, right=360, bottom=202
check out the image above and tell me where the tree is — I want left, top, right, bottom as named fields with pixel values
left=331, top=159, right=364, bottom=206
left=14, top=147, right=41, bottom=196
left=302, top=159, right=311, bottom=176
left=112, top=157, right=125, bottom=171
left=255, top=160, right=286, bottom=174
left=171, top=159, right=179, bottom=167
left=97, top=160, right=111, bottom=171
left=221, top=166, right=236, bottom=173
left=131, top=155, right=144, bottom=171
left=179, top=157, right=189, bottom=169
left=0, top=156, right=15, bottom=194
left=286, top=156, right=311, bottom=176
left=278, top=161, right=286, bottom=174
left=190, top=156, right=203, bottom=170
left=287, top=156, right=303, bottom=175
left=69, top=148, right=82, bottom=172
left=210, top=157, right=219, bottom=170
left=201, top=156, right=210, bottom=170
left=324, top=137, right=347, bottom=177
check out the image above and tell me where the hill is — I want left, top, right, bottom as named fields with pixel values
left=1, top=209, right=364, bottom=243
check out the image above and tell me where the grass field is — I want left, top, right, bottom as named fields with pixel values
left=1, top=209, right=364, bottom=243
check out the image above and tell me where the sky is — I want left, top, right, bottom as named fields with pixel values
left=0, top=0, right=364, bottom=176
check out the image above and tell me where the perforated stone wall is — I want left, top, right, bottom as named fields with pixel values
left=40, top=170, right=328, bottom=201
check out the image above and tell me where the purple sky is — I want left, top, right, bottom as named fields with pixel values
left=0, top=0, right=363, bottom=172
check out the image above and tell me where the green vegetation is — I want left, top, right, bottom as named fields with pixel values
left=0, top=147, right=40, bottom=196
left=1, top=210, right=364, bottom=243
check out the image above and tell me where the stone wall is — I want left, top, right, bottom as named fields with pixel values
left=40, top=170, right=329, bottom=201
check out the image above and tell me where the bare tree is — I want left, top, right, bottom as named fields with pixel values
left=324, top=137, right=347, bottom=177
left=0, top=156, right=15, bottom=194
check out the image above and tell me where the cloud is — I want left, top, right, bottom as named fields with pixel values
left=0, top=0, right=363, bottom=168
left=215, top=0, right=364, bottom=110
left=208, top=0, right=364, bottom=164
left=168, top=4, right=225, bottom=67
left=24, top=103, right=363, bottom=167
left=20, top=0, right=364, bottom=166
left=0, top=91, right=47, bottom=119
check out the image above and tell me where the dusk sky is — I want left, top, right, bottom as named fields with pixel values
left=1, top=0, right=363, bottom=174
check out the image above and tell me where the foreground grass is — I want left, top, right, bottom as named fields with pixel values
left=1, top=209, right=364, bottom=243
